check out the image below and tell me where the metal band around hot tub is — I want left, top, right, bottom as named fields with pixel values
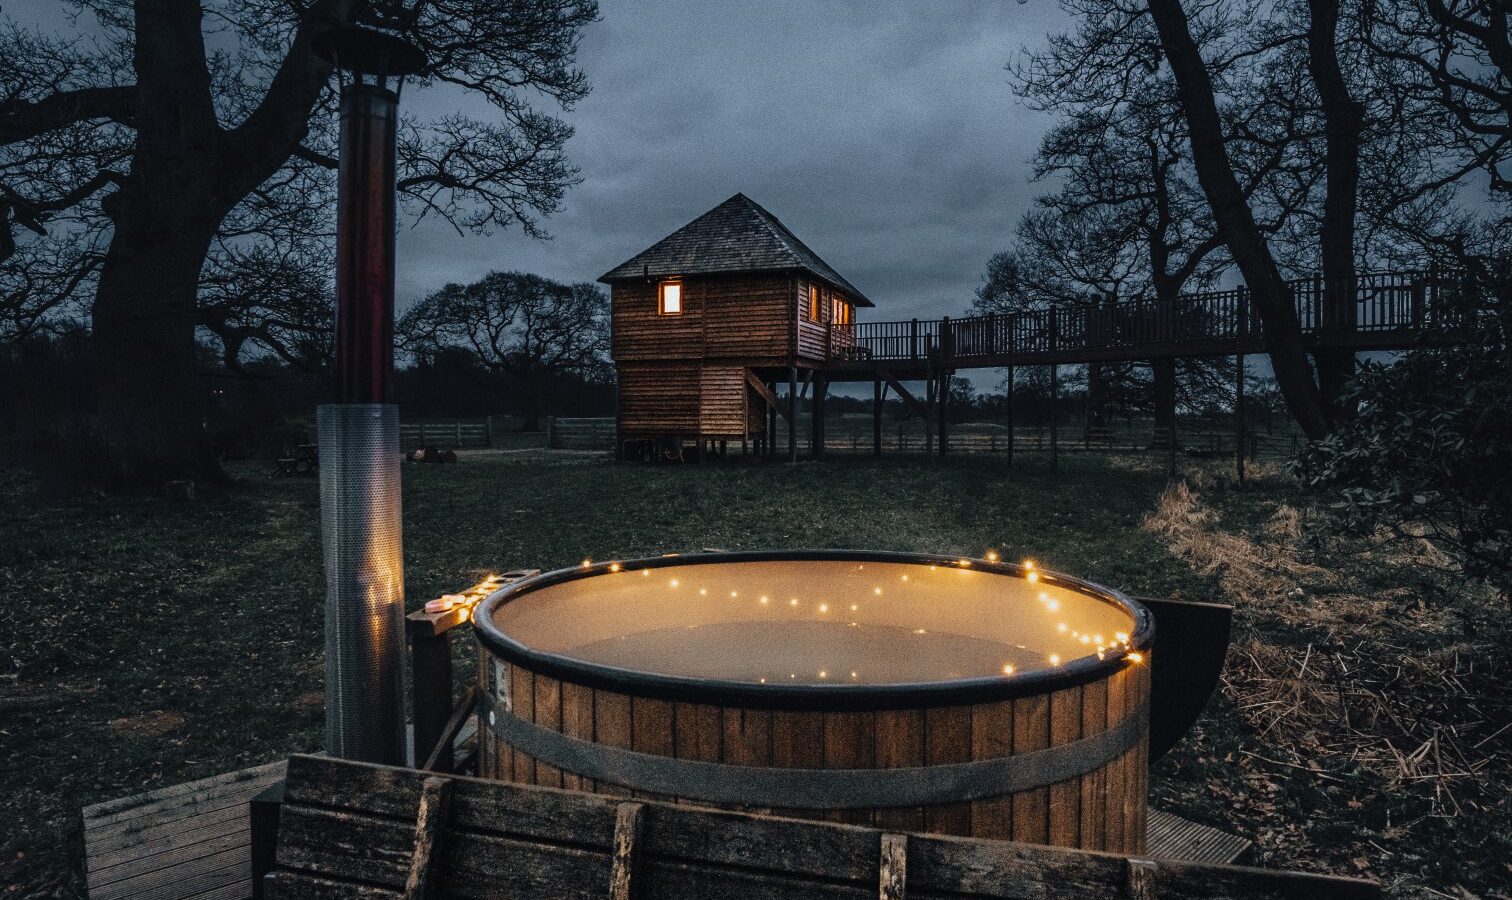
left=478, top=692, right=1148, bottom=809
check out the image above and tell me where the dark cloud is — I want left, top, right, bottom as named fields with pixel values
left=395, top=0, right=1071, bottom=328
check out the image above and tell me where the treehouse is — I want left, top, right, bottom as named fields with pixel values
left=599, top=192, right=873, bottom=460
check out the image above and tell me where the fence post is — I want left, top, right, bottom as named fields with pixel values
left=911, top=318, right=919, bottom=360
left=455, top=423, right=462, bottom=446
left=485, top=416, right=494, bottom=448
left=545, top=416, right=556, bottom=450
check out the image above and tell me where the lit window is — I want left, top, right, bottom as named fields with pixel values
left=834, top=299, right=852, bottom=325
left=808, top=284, right=821, bottom=321
left=659, top=281, right=682, bottom=315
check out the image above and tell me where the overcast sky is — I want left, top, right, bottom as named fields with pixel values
left=397, top=0, right=1070, bottom=322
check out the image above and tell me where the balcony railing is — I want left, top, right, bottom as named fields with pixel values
left=833, top=270, right=1465, bottom=364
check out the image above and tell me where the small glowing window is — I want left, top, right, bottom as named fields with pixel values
left=808, top=284, right=821, bottom=321
left=834, top=299, right=852, bottom=325
left=659, top=281, right=682, bottom=315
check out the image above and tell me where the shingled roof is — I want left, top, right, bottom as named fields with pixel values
left=597, top=193, right=874, bottom=307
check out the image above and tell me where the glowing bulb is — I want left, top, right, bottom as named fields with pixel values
left=759, top=595, right=769, bottom=605
left=1046, top=600, right=1059, bottom=611
left=913, top=628, right=927, bottom=635
left=850, top=671, right=858, bottom=679
left=900, top=574, right=909, bottom=582
left=819, top=603, right=829, bottom=613
left=873, top=587, right=882, bottom=595
left=1127, top=652, right=1144, bottom=664
left=1049, top=654, right=1060, bottom=665
left=1057, top=622, right=1068, bottom=632
left=759, top=678, right=767, bottom=684
left=1080, top=635, right=1091, bottom=644
left=985, top=549, right=1000, bottom=562
left=789, top=598, right=798, bottom=607
left=1002, top=664, right=1015, bottom=675
left=699, top=588, right=707, bottom=596
left=819, top=670, right=828, bottom=679
left=642, top=569, right=650, bottom=577
left=1023, top=559, right=1035, bottom=569
left=958, top=558, right=971, bottom=567
left=1115, top=632, right=1129, bottom=643
left=669, top=579, right=679, bottom=588
left=609, top=563, right=620, bottom=573
left=730, top=591, right=739, bottom=598
left=1027, top=571, right=1039, bottom=583
left=850, top=603, right=858, bottom=611
left=1039, top=592, right=1050, bottom=602
left=1094, top=635, right=1104, bottom=644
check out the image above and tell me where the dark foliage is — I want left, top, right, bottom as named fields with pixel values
left=1295, top=309, right=1512, bottom=600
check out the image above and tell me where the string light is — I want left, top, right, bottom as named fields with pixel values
left=985, top=549, right=1000, bottom=562
left=642, top=569, right=650, bottom=577
left=1049, top=654, right=1060, bottom=665
left=790, top=598, right=799, bottom=607
left=669, top=579, right=679, bottom=588
left=759, top=595, right=769, bottom=605
left=873, top=587, right=883, bottom=595
left=850, top=603, right=859, bottom=611
left=1002, top=664, right=1015, bottom=675
left=1127, top=652, right=1144, bottom=664
left=818, top=603, right=829, bottom=613
left=608, top=563, right=620, bottom=573
left=581, top=559, right=592, bottom=568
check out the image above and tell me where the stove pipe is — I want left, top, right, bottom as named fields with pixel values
left=313, top=24, right=423, bottom=765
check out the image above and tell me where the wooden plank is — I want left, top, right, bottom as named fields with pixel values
left=401, top=776, right=452, bottom=900
left=968, top=700, right=1014, bottom=840
left=269, top=755, right=1377, bottom=900
left=873, top=709, right=924, bottom=832
left=88, top=824, right=250, bottom=889
left=91, top=845, right=249, bottom=900
left=879, top=833, right=908, bottom=900
left=631, top=696, right=675, bottom=802
left=1047, top=685, right=1082, bottom=848
left=608, top=803, right=645, bottom=900
left=592, top=689, right=634, bottom=798
left=509, top=663, right=536, bottom=785
left=533, top=676, right=564, bottom=789
left=1078, top=678, right=1108, bottom=851
left=770, top=710, right=824, bottom=818
left=1010, top=694, right=1050, bottom=845
left=1105, top=667, right=1129, bottom=853
left=559, top=681, right=595, bottom=792
left=923, top=706, right=970, bottom=835
left=823, top=711, right=875, bottom=826
left=1147, top=808, right=1252, bottom=865
left=83, top=762, right=286, bottom=828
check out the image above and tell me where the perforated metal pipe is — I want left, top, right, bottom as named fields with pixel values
left=318, top=403, right=405, bottom=765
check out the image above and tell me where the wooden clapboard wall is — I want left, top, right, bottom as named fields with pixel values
left=478, top=659, right=1150, bottom=855
left=610, top=272, right=858, bottom=442
left=266, top=753, right=1379, bottom=900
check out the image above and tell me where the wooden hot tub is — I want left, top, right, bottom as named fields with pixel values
left=472, top=550, right=1153, bottom=852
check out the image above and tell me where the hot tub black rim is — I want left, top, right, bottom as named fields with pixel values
left=472, top=549, right=1155, bottom=712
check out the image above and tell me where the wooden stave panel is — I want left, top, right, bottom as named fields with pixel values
left=484, top=662, right=1146, bottom=852
left=697, top=365, right=749, bottom=435
left=616, top=364, right=700, bottom=434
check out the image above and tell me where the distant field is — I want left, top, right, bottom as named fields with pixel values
left=0, top=451, right=1503, bottom=897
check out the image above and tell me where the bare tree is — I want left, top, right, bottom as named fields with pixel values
left=0, top=0, right=597, bottom=487
left=398, top=271, right=610, bottom=431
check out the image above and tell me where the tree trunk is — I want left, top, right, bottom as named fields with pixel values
left=1147, top=0, right=1334, bottom=439
left=87, top=0, right=231, bottom=489
left=92, top=203, right=222, bottom=487
left=1306, top=0, right=1364, bottom=415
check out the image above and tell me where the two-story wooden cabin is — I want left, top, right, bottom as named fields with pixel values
left=600, top=193, right=873, bottom=460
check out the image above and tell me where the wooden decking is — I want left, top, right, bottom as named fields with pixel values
left=82, top=761, right=286, bottom=900
left=83, top=759, right=1250, bottom=899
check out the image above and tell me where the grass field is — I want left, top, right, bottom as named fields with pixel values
left=1, top=450, right=1506, bottom=898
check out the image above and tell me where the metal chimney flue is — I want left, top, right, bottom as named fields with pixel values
left=312, top=23, right=425, bottom=766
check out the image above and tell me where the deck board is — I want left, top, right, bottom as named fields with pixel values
left=83, top=762, right=285, bottom=900
left=83, top=761, right=1249, bottom=899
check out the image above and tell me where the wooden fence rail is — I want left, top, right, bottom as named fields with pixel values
left=548, top=417, right=617, bottom=451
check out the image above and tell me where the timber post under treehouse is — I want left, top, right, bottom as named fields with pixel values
left=599, top=193, right=875, bottom=463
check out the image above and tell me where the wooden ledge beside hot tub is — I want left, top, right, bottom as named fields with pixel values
left=264, top=754, right=1375, bottom=900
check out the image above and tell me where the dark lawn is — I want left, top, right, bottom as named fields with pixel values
left=0, top=450, right=1505, bottom=898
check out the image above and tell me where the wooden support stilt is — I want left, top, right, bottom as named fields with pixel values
left=1049, top=364, right=1059, bottom=474
left=787, top=366, right=798, bottom=463
left=1006, top=365, right=1014, bottom=468
left=879, top=832, right=908, bottom=900
left=931, top=373, right=943, bottom=456
left=766, top=380, right=777, bottom=461
left=924, top=371, right=935, bottom=457
left=607, top=802, right=646, bottom=900
left=812, top=373, right=827, bottom=459
left=1235, top=353, right=1246, bottom=485
left=873, top=375, right=883, bottom=457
